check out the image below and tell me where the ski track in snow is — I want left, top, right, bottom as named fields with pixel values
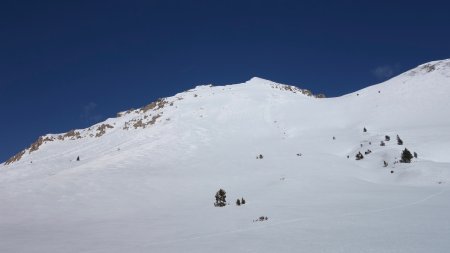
left=2, top=60, right=450, bottom=252
left=144, top=187, right=447, bottom=247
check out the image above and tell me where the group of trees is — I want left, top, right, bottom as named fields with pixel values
left=214, top=189, right=246, bottom=207
left=355, top=129, right=419, bottom=166
left=236, top=197, right=246, bottom=206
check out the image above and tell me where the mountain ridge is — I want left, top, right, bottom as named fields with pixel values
left=1, top=59, right=450, bottom=253
left=3, top=58, right=450, bottom=166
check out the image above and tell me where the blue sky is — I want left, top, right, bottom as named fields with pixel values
left=1, top=0, right=449, bottom=162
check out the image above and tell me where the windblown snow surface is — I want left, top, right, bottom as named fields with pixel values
left=1, top=59, right=450, bottom=253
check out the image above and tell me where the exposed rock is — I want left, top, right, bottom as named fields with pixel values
left=271, top=84, right=325, bottom=97
left=30, top=136, right=55, bottom=153
left=141, top=98, right=168, bottom=113
left=422, top=64, right=436, bottom=73
left=5, top=150, right=26, bottom=165
left=58, top=130, right=81, bottom=140
left=133, top=119, right=145, bottom=129
left=149, top=114, right=161, bottom=125
left=315, top=93, right=326, bottom=98
left=5, top=135, right=55, bottom=165
left=95, top=124, right=114, bottom=137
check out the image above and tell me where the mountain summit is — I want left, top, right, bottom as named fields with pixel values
left=1, top=59, right=450, bottom=253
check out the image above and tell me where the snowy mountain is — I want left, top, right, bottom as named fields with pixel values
left=1, top=59, right=450, bottom=253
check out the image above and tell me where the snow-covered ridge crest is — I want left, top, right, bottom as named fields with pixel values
left=404, top=59, right=450, bottom=77
left=245, top=77, right=325, bottom=98
left=3, top=77, right=322, bottom=165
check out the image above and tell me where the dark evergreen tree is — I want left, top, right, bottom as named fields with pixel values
left=384, top=161, right=388, bottom=167
left=400, top=148, right=413, bottom=163
left=241, top=197, right=246, bottom=205
left=214, top=189, right=227, bottom=207
left=380, top=141, right=385, bottom=146
left=414, top=152, right=418, bottom=158
left=385, top=135, right=390, bottom=141
left=355, top=152, right=364, bottom=160
left=76, top=156, right=80, bottom=161
left=236, top=199, right=241, bottom=206
left=397, top=135, right=403, bottom=145
left=363, top=127, right=367, bottom=132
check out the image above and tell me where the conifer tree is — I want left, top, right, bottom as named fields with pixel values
left=214, top=189, right=227, bottom=207
left=397, top=135, right=403, bottom=145
left=400, top=148, right=413, bottom=163
left=355, top=152, right=364, bottom=160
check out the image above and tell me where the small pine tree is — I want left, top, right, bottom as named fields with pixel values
left=413, top=152, right=418, bottom=158
left=259, top=154, right=263, bottom=159
left=383, top=161, right=388, bottom=167
left=333, top=136, right=335, bottom=140
left=355, top=152, right=364, bottom=160
left=241, top=197, right=246, bottom=205
left=214, top=189, right=227, bottom=207
left=236, top=199, right=241, bottom=206
left=76, top=156, right=80, bottom=161
left=397, top=135, right=403, bottom=145
left=385, top=135, right=390, bottom=141
left=400, top=148, right=413, bottom=163
left=363, top=127, right=367, bottom=132
left=380, top=141, right=385, bottom=146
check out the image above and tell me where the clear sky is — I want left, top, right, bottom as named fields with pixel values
left=1, top=0, right=449, bottom=162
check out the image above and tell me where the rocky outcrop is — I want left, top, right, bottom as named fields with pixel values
left=141, top=98, right=168, bottom=113
left=5, top=150, right=26, bottom=165
left=95, top=124, right=114, bottom=137
left=271, top=84, right=325, bottom=98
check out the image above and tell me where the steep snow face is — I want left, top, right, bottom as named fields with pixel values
left=1, top=60, right=450, bottom=253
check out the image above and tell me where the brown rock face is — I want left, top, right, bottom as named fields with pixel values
left=95, top=124, right=114, bottom=137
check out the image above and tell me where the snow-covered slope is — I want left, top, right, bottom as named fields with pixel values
left=1, top=59, right=450, bottom=253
